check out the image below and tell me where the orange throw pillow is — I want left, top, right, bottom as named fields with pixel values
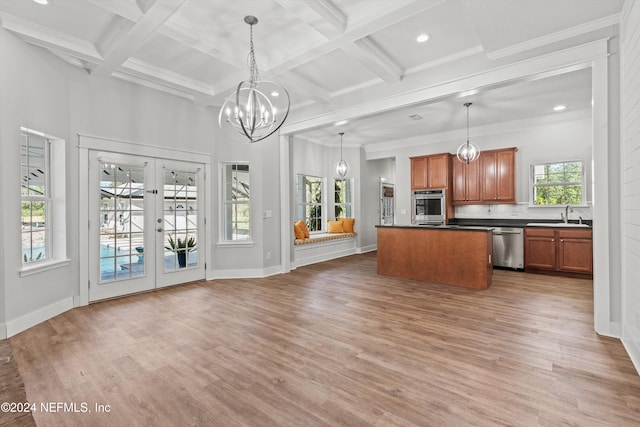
left=327, top=220, right=344, bottom=233
left=295, top=220, right=310, bottom=238
left=294, top=223, right=305, bottom=239
left=341, top=218, right=355, bottom=233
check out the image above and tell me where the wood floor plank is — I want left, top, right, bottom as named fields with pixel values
left=8, top=252, right=640, bottom=426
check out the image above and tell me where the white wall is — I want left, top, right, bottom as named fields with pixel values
left=359, top=156, right=395, bottom=250
left=291, top=137, right=362, bottom=240
left=0, top=28, right=286, bottom=336
left=366, top=114, right=593, bottom=224
left=621, top=0, right=640, bottom=372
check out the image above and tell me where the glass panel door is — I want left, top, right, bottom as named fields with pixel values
left=89, top=153, right=155, bottom=301
left=89, top=154, right=206, bottom=299
left=156, top=160, right=205, bottom=288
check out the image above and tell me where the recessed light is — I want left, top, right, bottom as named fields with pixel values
left=271, top=91, right=279, bottom=97
left=33, top=0, right=49, bottom=4
left=553, top=105, right=566, bottom=111
left=416, top=33, right=431, bottom=43
left=334, top=120, right=348, bottom=126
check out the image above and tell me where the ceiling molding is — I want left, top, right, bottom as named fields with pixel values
left=111, top=71, right=196, bottom=101
left=285, top=71, right=331, bottom=103
left=486, top=14, right=620, bottom=60
left=91, top=0, right=188, bottom=78
left=120, top=58, right=215, bottom=97
left=87, top=0, right=143, bottom=21
left=281, top=39, right=608, bottom=135
left=330, top=77, right=384, bottom=98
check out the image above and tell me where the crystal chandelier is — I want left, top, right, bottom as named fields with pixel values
left=218, top=16, right=290, bottom=143
left=456, top=102, right=480, bottom=164
left=335, top=132, right=350, bottom=177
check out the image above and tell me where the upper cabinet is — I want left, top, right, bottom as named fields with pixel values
left=411, top=153, right=451, bottom=190
left=452, top=157, right=480, bottom=204
left=452, top=147, right=516, bottom=205
left=480, top=148, right=516, bottom=203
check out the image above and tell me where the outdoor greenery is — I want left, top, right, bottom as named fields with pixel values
left=532, top=161, right=584, bottom=205
left=297, top=175, right=323, bottom=231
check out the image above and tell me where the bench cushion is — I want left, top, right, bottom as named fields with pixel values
left=294, top=232, right=357, bottom=245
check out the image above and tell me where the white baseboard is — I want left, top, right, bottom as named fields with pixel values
left=596, top=321, right=622, bottom=338
left=0, top=323, right=7, bottom=340
left=293, top=247, right=356, bottom=269
left=622, top=326, right=640, bottom=376
left=5, top=297, right=74, bottom=338
left=357, top=244, right=377, bottom=254
left=210, top=265, right=283, bottom=279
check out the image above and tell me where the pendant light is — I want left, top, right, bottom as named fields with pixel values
left=456, top=102, right=480, bottom=164
left=218, top=16, right=290, bottom=143
left=335, top=132, right=349, bottom=177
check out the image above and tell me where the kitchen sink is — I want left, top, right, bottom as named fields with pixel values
left=526, top=222, right=590, bottom=228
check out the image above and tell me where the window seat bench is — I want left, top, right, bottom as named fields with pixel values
left=294, top=232, right=357, bottom=245
left=293, top=232, right=357, bottom=268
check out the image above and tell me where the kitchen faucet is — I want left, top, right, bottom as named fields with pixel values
left=560, top=205, right=572, bottom=223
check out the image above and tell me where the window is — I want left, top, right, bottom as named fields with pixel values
left=530, top=160, right=585, bottom=206
left=332, top=178, right=352, bottom=219
left=21, top=131, right=50, bottom=263
left=296, top=175, right=324, bottom=232
left=222, top=163, right=251, bottom=241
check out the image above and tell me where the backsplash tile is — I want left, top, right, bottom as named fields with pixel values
left=455, top=202, right=593, bottom=221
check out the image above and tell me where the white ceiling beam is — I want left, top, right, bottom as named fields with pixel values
left=298, top=0, right=347, bottom=33
left=1, top=14, right=102, bottom=63
left=266, top=0, right=445, bottom=78
left=341, top=37, right=402, bottom=83
left=87, top=0, right=143, bottom=21
left=91, top=0, right=187, bottom=78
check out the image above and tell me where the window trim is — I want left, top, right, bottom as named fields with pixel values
left=331, top=177, right=354, bottom=220
left=19, top=127, right=67, bottom=273
left=219, top=161, right=252, bottom=243
left=296, top=174, right=326, bottom=234
left=529, top=159, right=587, bottom=207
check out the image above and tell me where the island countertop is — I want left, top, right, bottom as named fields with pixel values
left=375, top=224, right=493, bottom=232
left=376, top=225, right=493, bottom=289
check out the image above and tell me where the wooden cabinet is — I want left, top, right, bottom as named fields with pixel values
left=524, top=227, right=592, bottom=278
left=411, top=153, right=450, bottom=190
left=452, top=157, right=480, bottom=204
left=480, top=148, right=516, bottom=203
left=451, top=147, right=516, bottom=205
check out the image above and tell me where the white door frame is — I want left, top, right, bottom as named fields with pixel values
left=78, top=134, right=213, bottom=306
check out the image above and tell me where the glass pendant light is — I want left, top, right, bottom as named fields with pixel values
left=335, top=132, right=350, bottom=177
left=457, top=102, right=480, bottom=164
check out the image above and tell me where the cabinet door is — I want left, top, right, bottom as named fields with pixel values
left=525, top=228, right=556, bottom=270
left=427, top=154, right=448, bottom=189
left=480, top=151, right=497, bottom=202
left=496, top=149, right=515, bottom=202
left=557, top=230, right=592, bottom=273
left=452, top=159, right=480, bottom=203
left=411, top=157, right=427, bottom=189
left=465, top=159, right=481, bottom=202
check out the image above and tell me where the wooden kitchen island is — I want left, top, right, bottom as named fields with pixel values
left=376, top=225, right=494, bottom=289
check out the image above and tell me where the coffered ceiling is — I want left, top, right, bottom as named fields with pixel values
left=0, top=0, right=624, bottom=146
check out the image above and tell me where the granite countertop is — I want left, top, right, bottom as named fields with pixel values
left=376, top=224, right=493, bottom=232
left=449, top=218, right=593, bottom=228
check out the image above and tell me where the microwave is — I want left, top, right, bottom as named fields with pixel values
left=412, top=189, right=446, bottom=225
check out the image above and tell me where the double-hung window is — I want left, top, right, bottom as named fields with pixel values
left=332, top=178, right=352, bottom=219
left=222, top=163, right=251, bottom=241
left=21, top=131, right=50, bottom=264
left=296, top=175, right=324, bottom=232
left=530, top=160, right=586, bottom=206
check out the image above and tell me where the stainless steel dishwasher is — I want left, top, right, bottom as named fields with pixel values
left=492, top=227, right=524, bottom=269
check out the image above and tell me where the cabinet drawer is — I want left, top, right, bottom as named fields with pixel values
left=524, top=228, right=555, bottom=238
left=558, top=229, right=592, bottom=239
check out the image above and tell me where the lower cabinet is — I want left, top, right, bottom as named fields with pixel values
left=524, top=227, right=593, bottom=277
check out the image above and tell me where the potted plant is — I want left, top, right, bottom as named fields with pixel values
left=165, top=235, right=196, bottom=268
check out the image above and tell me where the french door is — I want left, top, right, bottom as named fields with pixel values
left=88, top=152, right=205, bottom=301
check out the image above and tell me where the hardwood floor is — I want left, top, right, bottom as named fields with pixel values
left=0, top=340, right=36, bottom=426
left=9, top=252, right=640, bottom=426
